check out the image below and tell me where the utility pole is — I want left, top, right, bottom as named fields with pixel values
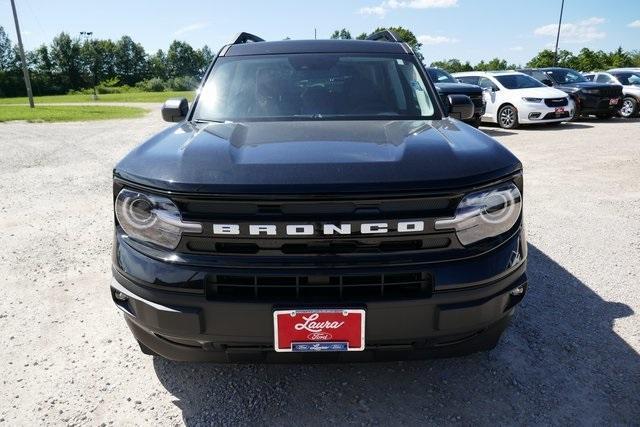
left=10, top=0, right=35, bottom=108
left=314, top=28, right=317, bottom=40
left=553, top=0, right=565, bottom=66
left=80, top=31, right=98, bottom=100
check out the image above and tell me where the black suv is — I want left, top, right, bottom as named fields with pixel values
left=111, top=31, right=527, bottom=362
left=519, top=67, right=623, bottom=119
left=425, top=67, right=485, bottom=127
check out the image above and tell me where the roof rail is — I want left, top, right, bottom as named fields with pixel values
left=231, top=32, right=264, bottom=44
left=366, top=29, right=403, bottom=43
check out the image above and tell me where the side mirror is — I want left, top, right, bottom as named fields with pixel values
left=161, top=98, right=189, bottom=122
left=541, top=79, right=553, bottom=87
left=447, top=94, right=474, bottom=120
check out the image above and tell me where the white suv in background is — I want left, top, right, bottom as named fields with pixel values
left=453, top=71, right=575, bottom=129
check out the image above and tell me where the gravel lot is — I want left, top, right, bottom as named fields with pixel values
left=1, top=109, right=639, bottom=425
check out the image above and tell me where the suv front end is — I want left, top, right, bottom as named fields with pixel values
left=111, top=33, right=527, bottom=362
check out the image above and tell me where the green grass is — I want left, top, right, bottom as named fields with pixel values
left=0, top=90, right=195, bottom=105
left=0, top=105, right=149, bottom=122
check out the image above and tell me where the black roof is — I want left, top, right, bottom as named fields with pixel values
left=223, top=39, right=411, bottom=57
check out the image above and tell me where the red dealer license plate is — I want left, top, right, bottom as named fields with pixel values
left=273, top=309, right=365, bottom=352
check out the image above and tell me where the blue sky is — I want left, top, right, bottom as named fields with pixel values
left=2, top=0, right=639, bottom=65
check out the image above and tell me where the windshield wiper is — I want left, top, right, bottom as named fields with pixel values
left=192, top=118, right=225, bottom=124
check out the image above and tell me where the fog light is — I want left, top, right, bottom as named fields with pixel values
left=114, top=290, right=128, bottom=301
left=528, top=112, right=541, bottom=119
left=510, top=285, right=525, bottom=296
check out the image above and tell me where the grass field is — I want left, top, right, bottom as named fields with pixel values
left=0, top=105, right=149, bottom=122
left=0, top=90, right=195, bottom=105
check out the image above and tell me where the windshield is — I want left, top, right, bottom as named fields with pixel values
left=193, top=54, right=435, bottom=121
left=545, top=69, right=587, bottom=84
left=612, top=72, right=640, bottom=85
left=426, top=68, right=457, bottom=84
left=495, top=74, right=545, bottom=89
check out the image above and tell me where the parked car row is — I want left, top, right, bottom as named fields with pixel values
left=427, top=66, right=640, bottom=129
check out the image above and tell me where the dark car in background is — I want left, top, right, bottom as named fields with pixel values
left=583, top=70, right=640, bottom=118
left=519, top=67, right=623, bottom=119
left=426, top=67, right=485, bottom=127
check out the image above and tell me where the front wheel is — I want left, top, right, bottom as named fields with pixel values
left=498, top=104, right=518, bottom=129
left=619, top=97, right=639, bottom=118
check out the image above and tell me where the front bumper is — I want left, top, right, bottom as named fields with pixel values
left=517, top=101, right=574, bottom=124
left=111, top=228, right=528, bottom=362
left=574, top=93, right=622, bottom=114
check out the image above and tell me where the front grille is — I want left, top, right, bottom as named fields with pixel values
left=174, top=194, right=460, bottom=256
left=596, top=87, right=622, bottom=97
left=206, top=272, right=433, bottom=301
left=185, top=236, right=452, bottom=255
left=544, top=98, right=568, bottom=107
left=542, top=111, right=570, bottom=119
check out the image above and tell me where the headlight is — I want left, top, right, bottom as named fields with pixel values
left=434, top=182, right=522, bottom=246
left=115, top=188, right=202, bottom=249
left=522, top=97, right=542, bottom=103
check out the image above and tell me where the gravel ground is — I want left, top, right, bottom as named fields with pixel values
left=1, top=109, right=639, bottom=426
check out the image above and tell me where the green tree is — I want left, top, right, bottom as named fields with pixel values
left=526, top=49, right=555, bottom=68
left=473, top=58, right=517, bottom=71
left=114, top=36, right=147, bottom=86
left=167, top=40, right=200, bottom=78
left=330, top=29, right=352, bottom=40
left=356, top=33, right=368, bottom=40
left=197, top=45, right=215, bottom=77
left=81, top=38, right=118, bottom=87
left=607, top=47, right=633, bottom=69
left=148, top=49, right=168, bottom=80
left=0, top=26, right=15, bottom=70
left=527, top=49, right=575, bottom=68
left=429, top=59, right=473, bottom=73
left=50, top=32, right=83, bottom=90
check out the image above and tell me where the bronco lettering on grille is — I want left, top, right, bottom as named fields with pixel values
left=212, top=221, right=425, bottom=236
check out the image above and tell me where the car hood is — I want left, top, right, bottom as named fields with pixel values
left=434, top=82, right=483, bottom=95
left=508, top=86, right=568, bottom=98
left=114, top=119, right=521, bottom=194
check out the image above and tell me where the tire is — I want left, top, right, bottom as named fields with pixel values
left=498, top=104, right=518, bottom=129
left=570, top=105, right=582, bottom=121
left=619, top=96, right=639, bottom=118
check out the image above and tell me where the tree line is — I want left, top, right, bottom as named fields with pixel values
left=2, top=25, right=640, bottom=98
left=0, top=26, right=214, bottom=97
